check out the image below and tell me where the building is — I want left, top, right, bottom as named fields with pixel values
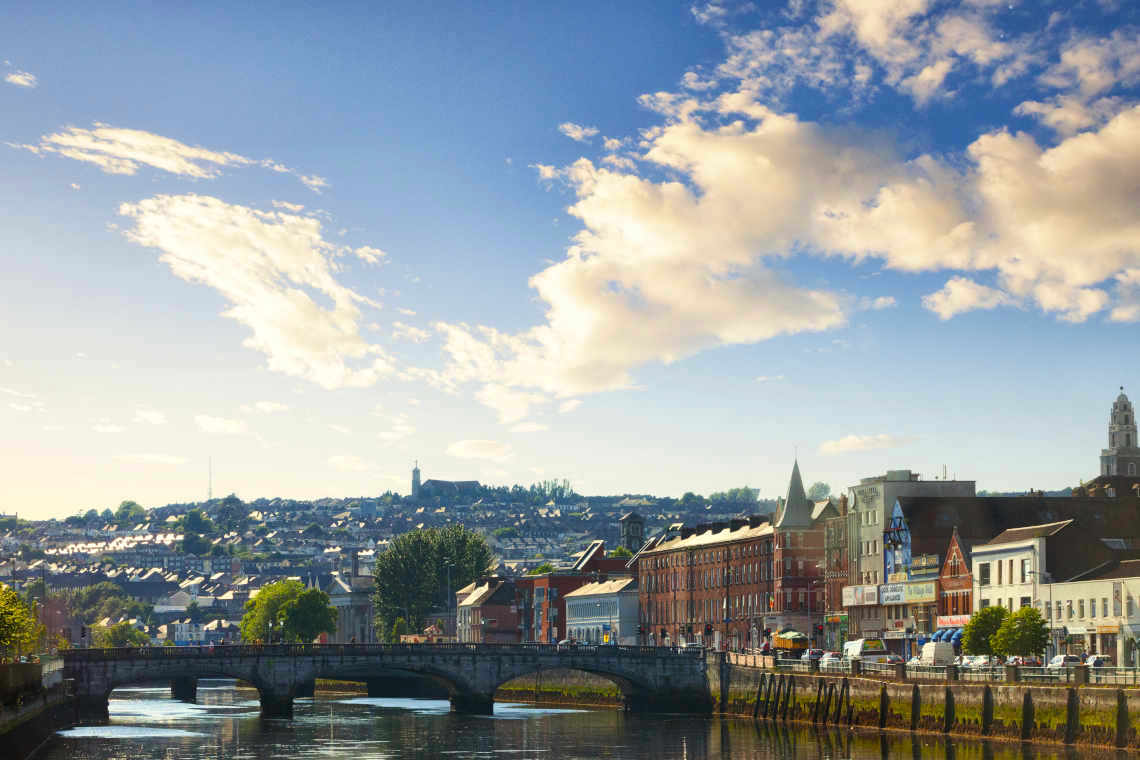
left=323, top=572, right=377, bottom=643
left=822, top=494, right=850, bottom=650
left=1038, top=560, right=1140, bottom=664
left=514, top=541, right=630, bottom=643
left=1101, top=387, right=1140, bottom=477
left=456, top=576, right=519, bottom=643
left=564, top=577, right=639, bottom=644
left=935, top=527, right=973, bottom=636
left=411, top=461, right=421, bottom=498
left=619, top=512, right=645, bottom=553
left=772, top=461, right=830, bottom=638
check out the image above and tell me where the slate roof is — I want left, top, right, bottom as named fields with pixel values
left=775, top=460, right=813, bottom=529
left=984, top=520, right=1074, bottom=546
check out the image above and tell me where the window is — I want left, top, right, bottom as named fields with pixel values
left=1056, top=601, right=1061, bottom=621
left=1020, top=596, right=1031, bottom=609
left=1102, top=598, right=1108, bottom=617
left=978, top=563, right=991, bottom=586
left=997, top=561, right=1002, bottom=585
left=1020, top=559, right=1028, bottom=584
left=1090, top=599, right=1097, bottom=618
left=980, top=598, right=990, bottom=608
left=1078, top=600, right=1085, bottom=618
left=1129, top=597, right=1135, bottom=617
left=1066, top=600, right=1073, bottom=619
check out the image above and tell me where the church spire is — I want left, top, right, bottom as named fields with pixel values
left=775, top=458, right=812, bottom=529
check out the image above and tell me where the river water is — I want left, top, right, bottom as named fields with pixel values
left=34, top=681, right=1119, bottom=760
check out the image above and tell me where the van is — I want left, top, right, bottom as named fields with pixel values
left=842, top=638, right=892, bottom=663
left=920, top=641, right=955, bottom=666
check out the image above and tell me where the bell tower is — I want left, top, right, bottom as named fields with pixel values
left=1101, top=388, right=1140, bottom=476
left=412, top=460, right=421, bottom=499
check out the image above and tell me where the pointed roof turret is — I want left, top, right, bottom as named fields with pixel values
left=775, top=459, right=814, bottom=529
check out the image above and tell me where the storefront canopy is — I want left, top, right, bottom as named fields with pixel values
left=950, top=628, right=963, bottom=643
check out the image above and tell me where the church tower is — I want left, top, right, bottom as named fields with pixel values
left=412, top=460, right=421, bottom=499
left=1101, top=388, right=1140, bottom=476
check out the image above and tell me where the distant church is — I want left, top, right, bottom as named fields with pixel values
left=1101, top=387, right=1140, bottom=477
left=411, top=461, right=480, bottom=501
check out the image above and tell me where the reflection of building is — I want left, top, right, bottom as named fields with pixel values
left=565, top=577, right=639, bottom=644
left=1101, top=387, right=1140, bottom=476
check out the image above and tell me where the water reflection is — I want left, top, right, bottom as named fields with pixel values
left=35, top=683, right=1130, bottom=760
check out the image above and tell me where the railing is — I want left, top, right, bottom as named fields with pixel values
left=60, top=642, right=704, bottom=662
left=773, top=657, right=813, bottom=673
left=861, top=661, right=895, bottom=676
left=1020, top=666, right=1074, bottom=683
left=1087, top=667, right=1140, bottom=686
left=959, top=666, right=1005, bottom=683
left=819, top=659, right=852, bottom=675
left=905, top=664, right=948, bottom=681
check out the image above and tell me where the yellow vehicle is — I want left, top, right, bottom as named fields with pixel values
left=773, top=630, right=809, bottom=655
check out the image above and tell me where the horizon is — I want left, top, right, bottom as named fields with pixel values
left=4, top=1, right=1140, bottom=519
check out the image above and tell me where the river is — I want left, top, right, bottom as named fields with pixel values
left=33, top=681, right=1120, bottom=760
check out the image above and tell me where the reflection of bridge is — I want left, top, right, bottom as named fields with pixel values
left=62, top=643, right=711, bottom=718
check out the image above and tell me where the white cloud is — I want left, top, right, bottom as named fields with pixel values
left=446, top=439, right=513, bottom=462
left=558, top=122, right=600, bottom=142
left=93, top=423, right=125, bottom=434
left=133, top=409, right=167, bottom=425
left=922, top=277, right=1013, bottom=320
left=0, top=386, right=38, bottom=400
left=329, top=424, right=352, bottom=434
left=300, top=174, right=329, bottom=193
left=9, top=402, right=37, bottom=413
left=475, top=383, right=548, bottom=425
left=195, top=415, right=248, bottom=435
left=755, top=374, right=785, bottom=383
left=329, top=454, right=371, bottom=472
left=11, top=123, right=324, bottom=190
left=392, top=321, right=432, bottom=343
left=531, top=163, right=559, bottom=181
left=354, top=246, right=385, bottom=264
left=377, top=413, right=415, bottom=442
left=120, top=194, right=397, bottom=389
left=4, top=71, right=37, bottom=88
left=70, top=183, right=80, bottom=190
left=819, top=433, right=914, bottom=454
left=601, top=154, right=636, bottom=171
left=115, top=453, right=188, bottom=465
left=397, top=307, right=417, bottom=316
left=558, top=399, right=582, bottom=414
left=272, top=200, right=305, bottom=212
left=859, top=296, right=897, bottom=311
left=510, top=422, right=549, bottom=433
left=241, top=401, right=289, bottom=414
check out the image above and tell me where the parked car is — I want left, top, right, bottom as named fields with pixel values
left=819, top=651, right=842, bottom=665
left=681, top=642, right=704, bottom=652
left=884, top=654, right=904, bottom=665
left=907, top=656, right=922, bottom=666
left=800, top=648, right=824, bottom=661
left=1047, top=654, right=1082, bottom=669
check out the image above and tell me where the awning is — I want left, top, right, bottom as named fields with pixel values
left=950, top=628, right=963, bottom=643
left=931, top=629, right=947, bottom=641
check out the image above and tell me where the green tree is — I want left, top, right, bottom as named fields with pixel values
left=528, top=562, right=555, bottom=575
left=185, top=601, right=206, bottom=624
left=179, top=509, right=215, bottom=536
left=302, top=523, right=324, bottom=538
left=962, top=605, right=1010, bottom=656
left=678, top=492, right=704, bottom=510
left=0, top=584, right=39, bottom=657
left=390, top=617, right=410, bottom=643
left=83, top=508, right=100, bottom=525
left=215, top=494, right=248, bottom=533
left=709, top=487, right=759, bottom=505
left=114, top=500, right=146, bottom=526
left=281, top=588, right=338, bottom=643
left=240, top=579, right=306, bottom=642
left=992, top=606, right=1049, bottom=657
left=608, top=545, right=633, bottom=559
left=93, top=621, right=149, bottom=647
left=100, top=508, right=114, bottom=523
left=807, top=482, right=832, bottom=501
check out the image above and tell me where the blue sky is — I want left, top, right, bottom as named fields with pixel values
left=3, top=1, right=1140, bottom=518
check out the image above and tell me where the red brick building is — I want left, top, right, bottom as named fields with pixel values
left=936, top=527, right=972, bottom=630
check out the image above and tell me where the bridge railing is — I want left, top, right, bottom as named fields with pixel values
left=61, top=642, right=705, bottom=661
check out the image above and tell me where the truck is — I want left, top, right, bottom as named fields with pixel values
left=842, top=638, right=892, bottom=663
left=920, top=641, right=955, bottom=666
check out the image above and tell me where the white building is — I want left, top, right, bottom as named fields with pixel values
left=564, top=577, right=638, bottom=645
left=1039, top=560, right=1140, bottom=665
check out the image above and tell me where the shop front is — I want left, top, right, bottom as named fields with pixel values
left=824, top=613, right=848, bottom=651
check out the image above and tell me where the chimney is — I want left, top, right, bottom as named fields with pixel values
left=838, top=493, right=849, bottom=515
left=352, top=550, right=359, bottom=577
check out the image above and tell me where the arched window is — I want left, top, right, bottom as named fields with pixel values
left=1130, top=463, right=1137, bottom=476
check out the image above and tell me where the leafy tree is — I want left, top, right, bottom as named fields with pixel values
left=992, top=606, right=1049, bottom=657
left=185, top=601, right=206, bottom=624
left=492, top=526, right=518, bottom=539
left=93, top=621, right=149, bottom=647
left=678, top=492, right=704, bottom=510
left=709, top=487, right=759, bottom=505
left=215, top=494, right=248, bottom=533
left=179, top=509, right=215, bottom=536
left=240, top=579, right=306, bottom=642
left=390, top=617, right=410, bottom=643
left=57, top=582, right=153, bottom=625
left=528, top=562, right=555, bottom=575
left=100, top=508, right=114, bottom=523
left=0, top=584, right=39, bottom=657
left=181, top=532, right=211, bottom=555
left=962, top=605, right=1010, bottom=656
left=281, top=589, right=338, bottom=642
left=807, top=482, right=832, bottom=501
left=373, top=525, right=493, bottom=635
left=64, top=514, right=85, bottom=527
left=302, top=523, right=324, bottom=538
left=114, top=500, right=146, bottom=526
left=83, top=508, right=100, bottom=525
left=608, top=546, right=633, bottom=559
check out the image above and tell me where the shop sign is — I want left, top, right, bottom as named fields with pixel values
left=842, top=585, right=879, bottom=606
left=905, top=581, right=937, bottom=603
left=884, top=630, right=907, bottom=639
left=1068, top=626, right=1090, bottom=635
left=888, top=572, right=909, bottom=583
left=1097, top=623, right=1120, bottom=634
left=936, top=614, right=971, bottom=627
left=879, top=583, right=906, bottom=604
left=825, top=614, right=848, bottom=624
left=911, top=554, right=940, bottom=572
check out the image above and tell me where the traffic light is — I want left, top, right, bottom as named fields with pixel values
left=660, top=628, right=666, bottom=639
left=704, top=624, right=713, bottom=636
left=763, top=627, right=771, bottom=638
left=637, top=625, right=644, bottom=635
left=816, top=624, right=824, bottom=635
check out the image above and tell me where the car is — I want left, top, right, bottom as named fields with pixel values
left=1047, top=654, right=1082, bottom=669
left=819, top=651, right=842, bottom=664
left=800, top=648, right=824, bottom=661
left=907, top=656, right=922, bottom=666
left=1087, top=654, right=1112, bottom=668
left=681, top=642, right=704, bottom=651
left=884, top=654, right=904, bottom=665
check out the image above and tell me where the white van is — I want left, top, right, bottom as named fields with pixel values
left=920, top=641, right=955, bottom=666
left=842, top=638, right=892, bottom=663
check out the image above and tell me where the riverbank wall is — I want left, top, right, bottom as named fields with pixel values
left=707, top=657, right=1140, bottom=749
left=495, top=669, right=623, bottom=707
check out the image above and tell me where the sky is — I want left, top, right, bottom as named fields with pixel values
left=4, top=0, right=1140, bottom=519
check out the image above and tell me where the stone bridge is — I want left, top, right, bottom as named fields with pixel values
left=62, top=643, right=711, bottom=718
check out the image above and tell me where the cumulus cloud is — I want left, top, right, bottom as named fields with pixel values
left=115, top=453, right=188, bottom=465
left=272, top=200, right=305, bottom=212
left=475, top=384, right=547, bottom=424
left=819, top=433, right=914, bottom=454
left=241, top=401, right=289, bottom=414
left=392, top=321, right=431, bottom=343
left=10, top=123, right=325, bottom=191
left=329, top=454, right=371, bottom=472
left=510, top=422, right=549, bottom=433
left=558, top=122, right=600, bottom=142
left=4, top=71, right=37, bottom=88
left=922, top=277, right=1014, bottom=320
left=558, top=399, right=582, bottom=414
left=133, top=409, right=166, bottom=425
left=377, top=413, right=415, bottom=442
left=120, top=194, right=397, bottom=389
left=195, top=415, right=248, bottom=435
left=446, top=439, right=513, bottom=462
left=353, top=246, right=385, bottom=264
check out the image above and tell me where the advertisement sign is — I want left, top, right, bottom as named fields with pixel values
left=1097, top=624, right=1120, bottom=634
left=936, top=614, right=971, bottom=627
left=911, top=554, right=940, bottom=572
left=842, top=585, right=879, bottom=606
left=879, top=583, right=906, bottom=604
left=905, top=581, right=937, bottom=603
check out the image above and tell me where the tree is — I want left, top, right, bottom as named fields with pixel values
left=83, top=508, right=100, bottom=525
left=372, top=525, right=493, bottom=635
left=100, top=508, right=114, bottom=523
left=961, top=605, right=1010, bottom=655
left=182, top=532, right=211, bottom=556
left=240, top=579, right=306, bottom=643
left=389, top=617, right=410, bottom=643
left=215, top=494, right=248, bottom=533
left=807, top=482, right=832, bottom=501
left=281, top=589, right=338, bottom=642
left=608, top=546, right=633, bottom=559
left=0, top=584, right=39, bottom=657
left=93, top=621, right=149, bottom=648
left=185, top=601, right=206, bottom=624
left=709, top=487, right=759, bottom=505
left=302, top=523, right=324, bottom=538
left=114, top=500, right=145, bottom=526
left=678, top=492, right=704, bottom=510
left=179, top=509, right=215, bottom=536
left=992, top=606, right=1049, bottom=657
left=528, top=562, right=555, bottom=575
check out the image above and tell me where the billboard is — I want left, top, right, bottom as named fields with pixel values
left=879, top=583, right=906, bottom=604
left=841, top=584, right=879, bottom=606
left=905, top=581, right=937, bottom=603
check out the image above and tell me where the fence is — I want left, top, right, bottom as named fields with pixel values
left=905, top=664, right=948, bottom=681
left=958, top=666, right=1006, bottom=683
